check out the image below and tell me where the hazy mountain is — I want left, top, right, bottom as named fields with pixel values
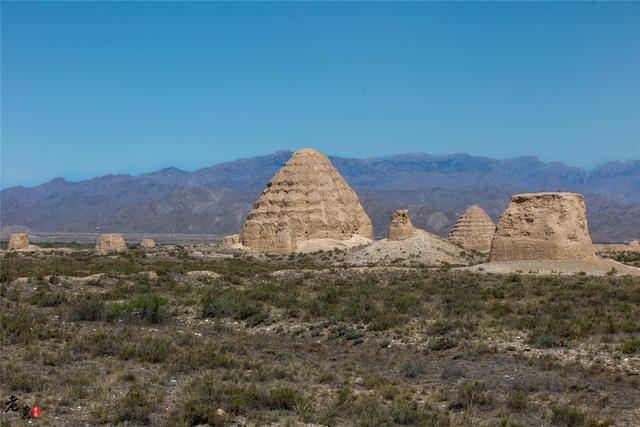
left=1, top=151, right=638, bottom=242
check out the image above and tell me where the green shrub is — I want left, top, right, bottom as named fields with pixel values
left=30, top=282, right=67, bottom=307
left=390, top=398, right=420, bottom=424
left=428, top=319, right=462, bottom=335
left=201, top=290, right=267, bottom=325
left=72, top=331, right=121, bottom=356
left=529, top=333, right=561, bottom=349
left=127, top=336, right=173, bottom=363
left=113, top=383, right=153, bottom=424
left=2, top=363, right=51, bottom=393
left=488, top=303, right=512, bottom=318
left=550, top=405, right=591, bottom=426
left=507, top=394, right=528, bottom=411
left=129, top=293, right=166, bottom=323
left=171, top=342, right=241, bottom=372
left=401, top=359, right=428, bottom=379
left=68, top=294, right=106, bottom=321
left=450, top=382, right=491, bottom=410
left=620, top=339, right=640, bottom=354
left=172, top=377, right=305, bottom=424
left=1, top=311, right=59, bottom=344
left=107, top=293, right=167, bottom=323
left=427, top=336, right=457, bottom=351
left=1, top=314, right=36, bottom=344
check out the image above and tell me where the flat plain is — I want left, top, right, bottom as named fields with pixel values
left=1, top=244, right=640, bottom=426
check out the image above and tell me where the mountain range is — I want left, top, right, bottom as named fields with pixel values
left=1, top=151, right=639, bottom=242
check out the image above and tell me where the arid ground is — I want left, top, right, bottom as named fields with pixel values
left=1, top=244, right=640, bottom=426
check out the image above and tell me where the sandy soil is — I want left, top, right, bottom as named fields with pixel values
left=459, top=256, right=640, bottom=276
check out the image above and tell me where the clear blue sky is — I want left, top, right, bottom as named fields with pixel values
left=2, top=1, right=639, bottom=188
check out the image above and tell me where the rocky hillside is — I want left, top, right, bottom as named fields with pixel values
left=2, top=152, right=638, bottom=242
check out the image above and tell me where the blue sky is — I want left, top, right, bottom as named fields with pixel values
left=2, top=1, right=639, bottom=188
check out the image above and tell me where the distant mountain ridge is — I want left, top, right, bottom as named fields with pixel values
left=1, top=151, right=638, bottom=242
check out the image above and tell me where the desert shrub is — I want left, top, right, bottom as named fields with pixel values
left=113, top=383, right=154, bottom=424
left=440, top=365, right=465, bottom=380
left=449, top=382, right=492, bottom=410
left=120, top=336, right=174, bottom=363
left=201, top=289, right=268, bottom=325
left=9, top=371, right=51, bottom=393
left=68, top=294, right=106, bottom=321
left=616, top=320, right=639, bottom=333
left=549, top=405, right=593, bottom=426
left=368, top=312, right=402, bottom=331
left=505, top=274, right=521, bottom=283
left=30, top=282, right=67, bottom=307
left=527, top=318, right=580, bottom=348
left=1, top=310, right=59, bottom=344
left=108, top=293, right=167, bottom=323
left=262, top=386, right=302, bottom=410
left=0, top=268, right=13, bottom=282
left=488, top=302, right=512, bottom=318
left=510, top=317, right=537, bottom=331
left=400, top=358, right=428, bottom=379
left=428, top=319, right=461, bottom=335
left=172, top=376, right=305, bottom=424
left=1, top=362, right=51, bottom=393
left=1, top=314, right=35, bottom=345
left=321, top=392, right=448, bottom=427
left=427, top=336, right=457, bottom=351
left=390, top=398, right=420, bottom=424
left=620, top=339, right=640, bottom=354
left=72, top=330, right=122, bottom=356
left=130, top=293, right=167, bottom=323
left=529, top=333, right=561, bottom=349
left=171, top=342, right=242, bottom=372
left=507, top=393, right=528, bottom=411
left=71, top=329, right=172, bottom=363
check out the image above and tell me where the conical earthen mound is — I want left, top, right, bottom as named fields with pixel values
left=387, top=209, right=416, bottom=241
left=448, top=205, right=495, bottom=253
left=489, top=192, right=595, bottom=261
left=239, top=148, right=372, bottom=253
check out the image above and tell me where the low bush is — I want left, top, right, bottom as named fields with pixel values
left=201, top=289, right=268, bottom=325
left=549, top=404, right=593, bottom=426
left=108, top=293, right=167, bottom=323
left=172, top=376, right=306, bottom=424
left=113, top=383, right=154, bottom=424
left=68, top=294, right=106, bottom=321
left=620, top=339, right=640, bottom=354
left=449, top=382, right=492, bottom=410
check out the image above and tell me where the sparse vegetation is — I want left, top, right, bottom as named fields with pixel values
left=606, top=251, right=640, bottom=267
left=1, top=245, right=638, bottom=425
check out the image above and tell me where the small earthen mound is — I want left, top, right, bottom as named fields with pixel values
left=96, top=234, right=126, bottom=253
left=629, top=240, right=640, bottom=250
left=460, top=257, right=640, bottom=276
left=8, top=233, right=30, bottom=250
left=223, top=234, right=240, bottom=246
left=347, top=228, right=481, bottom=267
left=489, top=192, right=595, bottom=261
left=387, top=209, right=416, bottom=241
left=239, top=148, right=373, bottom=253
left=448, top=205, right=495, bottom=253
left=140, top=239, right=156, bottom=248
